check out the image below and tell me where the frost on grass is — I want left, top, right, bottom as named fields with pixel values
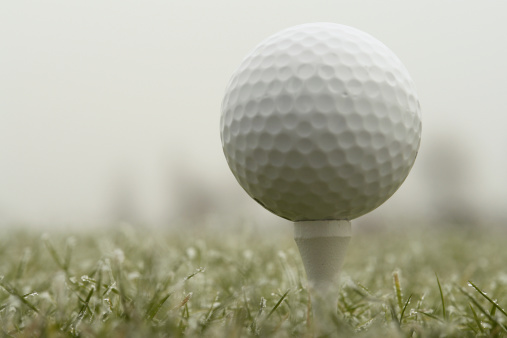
left=0, top=225, right=507, bottom=337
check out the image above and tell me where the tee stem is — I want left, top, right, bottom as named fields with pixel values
left=294, top=220, right=351, bottom=323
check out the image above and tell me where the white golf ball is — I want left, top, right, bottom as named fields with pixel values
left=220, top=23, right=421, bottom=221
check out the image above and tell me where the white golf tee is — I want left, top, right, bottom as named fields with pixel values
left=294, top=220, right=351, bottom=320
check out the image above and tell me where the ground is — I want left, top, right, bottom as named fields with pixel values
left=1, top=221, right=506, bottom=337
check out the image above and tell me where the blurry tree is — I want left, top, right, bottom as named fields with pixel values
left=421, top=135, right=479, bottom=226
left=162, top=158, right=267, bottom=228
left=108, top=168, right=141, bottom=226
left=162, top=160, right=218, bottom=226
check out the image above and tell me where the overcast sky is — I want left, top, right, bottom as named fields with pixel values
left=1, top=1, right=506, bottom=227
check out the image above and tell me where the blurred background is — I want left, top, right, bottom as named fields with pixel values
left=1, top=1, right=506, bottom=230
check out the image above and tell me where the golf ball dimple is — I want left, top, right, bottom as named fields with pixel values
left=220, top=22, right=422, bottom=221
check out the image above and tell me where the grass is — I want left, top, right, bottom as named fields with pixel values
left=1, top=221, right=507, bottom=337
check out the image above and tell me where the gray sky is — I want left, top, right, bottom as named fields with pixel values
left=1, top=1, right=506, bottom=227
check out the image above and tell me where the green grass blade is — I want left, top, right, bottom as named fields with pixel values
left=146, top=293, right=172, bottom=321
left=389, top=302, right=400, bottom=327
left=459, top=285, right=507, bottom=334
left=356, top=282, right=373, bottom=296
left=468, top=280, right=507, bottom=318
left=184, top=267, right=206, bottom=281
left=491, top=303, right=497, bottom=316
left=393, top=271, right=403, bottom=313
left=43, top=236, right=64, bottom=270
left=200, top=293, right=221, bottom=332
left=469, top=303, right=484, bottom=334
left=15, top=249, right=30, bottom=279
left=76, top=286, right=95, bottom=321
left=400, top=294, right=412, bottom=324
left=63, top=237, right=74, bottom=271
left=0, top=280, right=39, bottom=313
left=242, top=288, right=252, bottom=320
left=250, top=297, right=266, bottom=334
left=435, top=273, right=446, bottom=320
left=417, top=311, right=443, bottom=323
left=267, top=289, right=290, bottom=319
left=257, top=297, right=267, bottom=317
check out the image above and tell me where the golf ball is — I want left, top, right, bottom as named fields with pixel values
left=220, top=23, right=421, bottom=221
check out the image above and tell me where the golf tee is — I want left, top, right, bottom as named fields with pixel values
left=294, top=220, right=351, bottom=322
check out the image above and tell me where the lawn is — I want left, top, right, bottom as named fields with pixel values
left=1, top=221, right=506, bottom=337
